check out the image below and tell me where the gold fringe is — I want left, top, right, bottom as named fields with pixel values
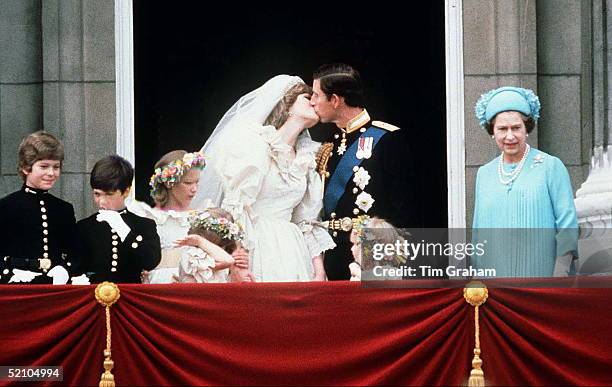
left=95, top=283, right=120, bottom=387
left=468, top=307, right=485, bottom=387
left=464, top=282, right=488, bottom=387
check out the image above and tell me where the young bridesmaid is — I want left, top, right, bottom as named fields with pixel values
left=177, top=208, right=251, bottom=283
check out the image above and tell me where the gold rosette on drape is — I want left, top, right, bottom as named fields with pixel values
left=95, top=282, right=120, bottom=387
left=464, top=281, right=488, bottom=387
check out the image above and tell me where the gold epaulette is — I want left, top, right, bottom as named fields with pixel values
left=316, top=142, right=334, bottom=176
left=372, top=120, right=400, bottom=132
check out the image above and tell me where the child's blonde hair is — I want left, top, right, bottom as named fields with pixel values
left=356, top=216, right=407, bottom=269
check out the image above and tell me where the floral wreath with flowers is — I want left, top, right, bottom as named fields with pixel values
left=149, top=151, right=206, bottom=198
left=352, top=215, right=372, bottom=242
left=474, top=87, right=541, bottom=127
left=188, top=210, right=245, bottom=242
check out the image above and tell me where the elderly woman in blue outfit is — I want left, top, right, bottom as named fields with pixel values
left=472, top=87, right=578, bottom=277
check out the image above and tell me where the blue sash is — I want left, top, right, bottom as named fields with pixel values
left=323, top=126, right=386, bottom=217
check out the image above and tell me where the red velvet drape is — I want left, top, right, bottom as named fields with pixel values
left=1, top=280, right=611, bottom=386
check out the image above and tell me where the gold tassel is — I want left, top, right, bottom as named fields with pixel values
left=464, top=281, right=488, bottom=387
left=95, top=282, right=121, bottom=387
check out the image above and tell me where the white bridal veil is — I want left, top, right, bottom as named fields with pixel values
left=191, top=74, right=304, bottom=209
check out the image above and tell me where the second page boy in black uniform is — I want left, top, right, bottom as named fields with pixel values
left=77, top=155, right=161, bottom=283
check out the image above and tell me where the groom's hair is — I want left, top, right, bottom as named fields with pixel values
left=313, top=63, right=365, bottom=108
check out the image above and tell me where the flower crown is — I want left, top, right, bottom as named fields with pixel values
left=188, top=211, right=244, bottom=242
left=474, top=87, right=541, bottom=126
left=149, top=151, right=206, bottom=198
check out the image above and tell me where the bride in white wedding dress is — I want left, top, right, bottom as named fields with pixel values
left=193, top=75, right=335, bottom=282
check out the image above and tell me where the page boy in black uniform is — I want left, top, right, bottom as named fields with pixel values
left=0, top=131, right=80, bottom=284
left=77, top=155, right=161, bottom=283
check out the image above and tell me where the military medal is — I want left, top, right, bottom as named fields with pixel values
left=356, top=137, right=373, bottom=159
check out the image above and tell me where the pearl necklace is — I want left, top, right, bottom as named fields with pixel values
left=498, top=144, right=530, bottom=185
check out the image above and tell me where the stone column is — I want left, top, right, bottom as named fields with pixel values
left=0, top=0, right=116, bottom=219
left=42, top=0, right=116, bottom=219
left=536, top=0, right=590, bottom=193
left=574, top=0, right=612, bottom=273
left=0, top=0, right=43, bottom=196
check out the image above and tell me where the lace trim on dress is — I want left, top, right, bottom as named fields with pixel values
left=255, top=125, right=320, bottom=183
left=127, top=199, right=195, bottom=227
left=299, top=221, right=337, bottom=258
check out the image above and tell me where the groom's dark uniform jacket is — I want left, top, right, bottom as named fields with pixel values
left=317, top=109, right=418, bottom=280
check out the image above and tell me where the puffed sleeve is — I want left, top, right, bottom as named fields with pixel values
left=178, top=246, right=215, bottom=283
left=291, top=137, right=336, bottom=258
left=547, top=156, right=579, bottom=257
left=217, top=126, right=272, bottom=251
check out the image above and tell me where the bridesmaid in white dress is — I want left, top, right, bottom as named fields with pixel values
left=193, top=75, right=335, bottom=282
left=129, top=150, right=206, bottom=283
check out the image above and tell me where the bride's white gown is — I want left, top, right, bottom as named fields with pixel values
left=219, top=125, right=335, bottom=282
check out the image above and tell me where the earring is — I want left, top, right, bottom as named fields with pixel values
left=491, top=135, right=494, bottom=139
left=526, top=134, right=529, bottom=137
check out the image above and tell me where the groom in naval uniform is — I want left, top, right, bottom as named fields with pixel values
left=310, top=63, right=417, bottom=280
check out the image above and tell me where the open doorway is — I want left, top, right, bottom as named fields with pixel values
left=133, top=1, right=447, bottom=227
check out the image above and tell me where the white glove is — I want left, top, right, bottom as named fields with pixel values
left=9, top=269, right=42, bottom=283
left=553, top=253, right=573, bottom=277
left=71, top=274, right=90, bottom=285
left=349, top=262, right=361, bottom=281
left=97, top=210, right=131, bottom=241
left=47, top=265, right=70, bottom=285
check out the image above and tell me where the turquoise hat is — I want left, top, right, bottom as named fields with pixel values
left=475, top=86, right=540, bottom=126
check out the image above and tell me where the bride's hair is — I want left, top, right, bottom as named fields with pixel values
left=264, top=83, right=312, bottom=128
left=152, top=149, right=187, bottom=207
left=188, top=207, right=239, bottom=254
